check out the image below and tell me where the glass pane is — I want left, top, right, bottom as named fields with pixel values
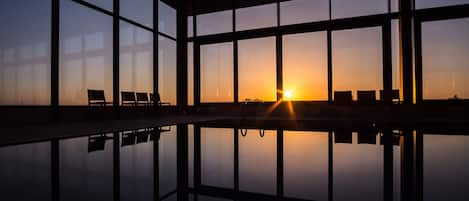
left=120, top=21, right=153, bottom=105
left=238, top=37, right=277, bottom=102
left=239, top=129, right=276, bottom=194
left=83, top=0, right=113, bottom=11
left=159, top=126, right=177, bottom=195
left=280, top=0, right=329, bottom=25
left=333, top=132, right=383, bottom=201
left=283, top=32, right=328, bottom=101
left=188, top=16, right=194, bottom=37
left=284, top=131, right=328, bottom=201
left=158, top=36, right=177, bottom=105
left=60, top=0, right=113, bottom=105
left=424, top=134, right=469, bottom=201
left=201, top=42, right=234, bottom=102
left=0, top=0, right=50, bottom=105
left=120, top=0, right=153, bottom=28
left=60, top=136, right=114, bottom=200
left=332, top=27, right=383, bottom=100
left=120, top=131, right=153, bottom=201
left=159, top=0, right=177, bottom=38
left=236, top=4, right=277, bottom=31
left=197, top=10, right=233, bottom=36
left=332, top=0, right=387, bottom=19
left=422, top=18, right=469, bottom=100
left=201, top=128, right=234, bottom=188
left=391, top=20, right=401, bottom=95
left=416, top=0, right=469, bottom=9
left=0, top=142, right=51, bottom=201
left=188, top=42, right=194, bottom=105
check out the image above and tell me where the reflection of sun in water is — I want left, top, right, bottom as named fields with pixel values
left=284, top=89, right=294, bottom=100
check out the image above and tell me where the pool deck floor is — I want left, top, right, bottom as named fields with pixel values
left=0, top=115, right=226, bottom=146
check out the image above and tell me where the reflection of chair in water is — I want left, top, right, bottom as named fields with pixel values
left=334, top=130, right=352, bottom=144
left=88, top=89, right=112, bottom=106
left=334, top=91, right=353, bottom=105
left=88, top=134, right=112, bottom=152
left=136, top=129, right=150, bottom=143
left=121, top=131, right=137, bottom=146
left=379, top=132, right=401, bottom=146
left=149, top=126, right=171, bottom=141
left=379, top=89, right=400, bottom=103
left=358, top=129, right=378, bottom=144
left=357, top=90, right=377, bottom=105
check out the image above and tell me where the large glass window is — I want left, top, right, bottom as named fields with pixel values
left=422, top=18, right=469, bottom=100
left=283, top=32, right=328, bottom=101
left=280, top=0, right=329, bottom=25
left=0, top=0, right=51, bottom=105
left=332, top=27, right=383, bottom=100
left=416, top=0, right=469, bottom=9
left=120, top=21, right=153, bottom=105
left=236, top=4, right=277, bottom=31
left=159, top=1, right=177, bottom=38
left=158, top=36, right=177, bottom=105
left=188, top=42, right=194, bottom=105
left=200, top=42, right=234, bottom=103
left=83, top=0, right=113, bottom=11
left=120, top=0, right=153, bottom=28
left=197, top=10, right=233, bottom=36
left=201, top=128, right=234, bottom=188
left=332, top=0, right=388, bottom=19
left=238, top=37, right=277, bottom=102
left=60, top=0, right=113, bottom=105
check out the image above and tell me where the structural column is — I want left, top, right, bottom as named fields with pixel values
left=176, top=0, right=188, bottom=107
left=113, top=0, right=120, bottom=112
left=51, top=0, right=59, bottom=120
left=399, top=0, right=414, bottom=104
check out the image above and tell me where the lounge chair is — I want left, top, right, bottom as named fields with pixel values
left=121, top=91, right=137, bottom=106
left=88, top=89, right=112, bottom=106
left=357, top=90, right=377, bottom=105
left=334, top=91, right=353, bottom=105
left=379, top=89, right=400, bottom=104
left=150, top=93, right=170, bottom=106
left=136, top=92, right=150, bottom=106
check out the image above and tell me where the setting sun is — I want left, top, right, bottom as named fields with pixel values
left=284, top=89, right=294, bottom=100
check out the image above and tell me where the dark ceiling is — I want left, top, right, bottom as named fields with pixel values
left=162, top=0, right=290, bottom=16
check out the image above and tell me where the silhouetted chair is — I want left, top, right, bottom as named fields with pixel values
left=88, top=134, right=112, bottom=152
left=121, top=91, right=136, bottom=106
left=136, top=92, right=150, bottom=106
left=121, top=132, right=136, bottom=146
left=334, top=91, right=353, bottom=105
left=379, top=89, right=400, bottom=103
left=380, top=133, right=401, bottom=146
left=88, top=89, right=112, bottom=106
left=136, top=130, right=150, bottom=143
left=357, top=90, right=377, bottom=105
left=334, top=130, right=353, bottom=144
left=150, top=93, right=170, bottom=106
